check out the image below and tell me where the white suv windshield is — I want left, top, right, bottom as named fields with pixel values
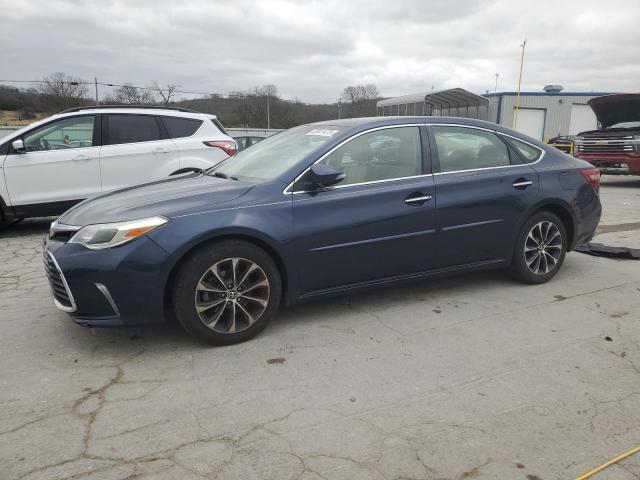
left=211, top=125, right=344, bottom=181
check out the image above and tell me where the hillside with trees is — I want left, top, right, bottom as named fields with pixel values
left=0, top=72, right=381, bottom=128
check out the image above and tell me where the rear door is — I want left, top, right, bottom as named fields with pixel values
left=290, top=125, right=438, bottom=296
left=429, top=125, right=540, bottom=268
left=99, top=114, right=179, bottom=192
left=159, top=115, right=205, bottom=165
left=3, top=114, right=101, bottom=208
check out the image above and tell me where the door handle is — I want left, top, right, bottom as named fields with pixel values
left=404, top=193, right=432, bottom=206
left=72, top=154, right=90, bottom=161
left=152, top=147, right=169, bottom=154
left=512, top=179, right=533, bottom=190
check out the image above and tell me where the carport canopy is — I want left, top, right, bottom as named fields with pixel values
left=376, top=88, right=489, bottom=117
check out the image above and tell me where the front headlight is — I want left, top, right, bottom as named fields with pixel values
left=69, top=216, right=168, bottom=250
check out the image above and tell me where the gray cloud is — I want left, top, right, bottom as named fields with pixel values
left=1, top=0, right=638, bottom=103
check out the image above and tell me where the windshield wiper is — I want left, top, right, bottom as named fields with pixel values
left=211, top=171, right=239, bottom=181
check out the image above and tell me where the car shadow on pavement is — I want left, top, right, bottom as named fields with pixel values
left=273, top=269, right=515, bottom=331
left=53, top=269, right=517, bottom=353
left=599, top=177, right=640, bottom=188
left=0, top=217, right=53, bottom=238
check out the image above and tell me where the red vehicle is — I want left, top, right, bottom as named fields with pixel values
left=573, top=94, right=640, bottom=175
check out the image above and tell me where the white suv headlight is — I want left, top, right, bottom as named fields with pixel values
left=69, top=216, right=168, bottom=250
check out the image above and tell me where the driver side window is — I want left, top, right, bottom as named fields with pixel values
left=23, top=116, right=95, bottom=152
left=319, top=126, right=422, bottom=186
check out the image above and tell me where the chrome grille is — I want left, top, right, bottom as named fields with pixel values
left=579, top=133, right=634, bottom=141
left=43, top=251, right=76, bottom=312
left=576, top=132, right=636, bottom=154
left=577, top=143, right=635, bottom=153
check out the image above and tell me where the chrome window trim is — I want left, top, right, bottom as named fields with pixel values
left=496, top=130, right=545, bottom=163
left=95, top=283, right=120, bottom=317
left=284, top=124, right=426, bottom=194
left=283, top=123, right=545, bottom=194
left=46, top=251, right=77, bottom=313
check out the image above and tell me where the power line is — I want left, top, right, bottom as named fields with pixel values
left=0, top=78, right=227, bottom=97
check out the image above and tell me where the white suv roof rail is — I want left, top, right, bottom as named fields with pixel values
left=59, top=105, right=202, bottom=114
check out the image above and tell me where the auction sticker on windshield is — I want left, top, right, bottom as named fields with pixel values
left=306, top=129, right=339, bottom=137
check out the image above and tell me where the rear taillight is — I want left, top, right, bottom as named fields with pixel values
left=203, top=141, right=237, bottom=156
left=580, top=167, right=601, bottom=192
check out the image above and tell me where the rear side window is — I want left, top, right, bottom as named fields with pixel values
left=161, top=117, right=203, bottom=138
left=433, top=126, right=510, bottom=173
left=505, top=136, right=542, bottom=163
left=210, top=118, right=228, bottom=136
left=105, top=114, right=162, bottom=145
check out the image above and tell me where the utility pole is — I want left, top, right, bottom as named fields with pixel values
left=494, top=73, right=499, bottom=94
left=337, top=99, right=342, bottom=119
left=94, top=77, right=99, bottom=106
left=513, top=39, right=526, bottom=130
left=266, top=92, right=270, bottom=129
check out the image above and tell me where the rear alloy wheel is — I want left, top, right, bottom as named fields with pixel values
left=524, top=220, right=563, bottom=275
left=173, top=241, right=281, bottom=345
left=510, top=212, right=567, bottom=284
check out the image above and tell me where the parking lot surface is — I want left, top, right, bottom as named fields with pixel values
left=1, top=177, right=639, bottom=480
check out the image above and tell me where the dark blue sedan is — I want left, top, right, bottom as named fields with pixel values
left=44, top=116, right=602, bottom=344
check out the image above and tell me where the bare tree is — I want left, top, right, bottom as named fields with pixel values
left=340, top=84, right=380, bottom=117
left=229, top=85, right=296, bottom=128
left=105, top=83, right=156, bottom=104
left=152, top=82, right=179, bottom=106
left=37, top=72, right=89, bottom=111
left=256, top=84, right=277, bottom=98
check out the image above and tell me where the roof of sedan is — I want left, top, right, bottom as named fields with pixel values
left=310, top=116, right=503, bottom=130
left=308, top=116, right=549, bottom=149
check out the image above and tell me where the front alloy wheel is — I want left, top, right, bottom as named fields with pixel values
left=173, top=241, right=281, bottom=345
left=195, top=257, right=270, bottom=334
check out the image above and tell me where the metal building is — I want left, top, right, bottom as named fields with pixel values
left=376, top=88, right=489, bottom=120
left=486, top=90, right=613, bottom=141
left=377, top=86, right=617, bottom=143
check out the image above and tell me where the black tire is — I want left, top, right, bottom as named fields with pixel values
left=509, top=211, right=567, bottom=285
left=172, top=240, right=281, bottom=345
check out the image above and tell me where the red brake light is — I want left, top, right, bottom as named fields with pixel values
left=203, top=141, right=237, bottom=156
left=580, top=168, right=601, bottom=192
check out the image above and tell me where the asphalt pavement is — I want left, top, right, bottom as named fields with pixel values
left=1, top=176, right=639, bottom=480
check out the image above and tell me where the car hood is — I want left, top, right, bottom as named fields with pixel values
left=587, top=94, right=640, bottom=129
left=58, top=173, right=254, bottom=226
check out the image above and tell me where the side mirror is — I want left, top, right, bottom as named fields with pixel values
left=296, top=164, right=346, bottom=191
left=11, top=139, right=25, bottom=153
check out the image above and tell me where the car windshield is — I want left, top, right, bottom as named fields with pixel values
left=209, top=125, right=344, bottom=181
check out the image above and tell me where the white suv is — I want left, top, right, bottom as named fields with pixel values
left=0, top=106, right=237, bottom=221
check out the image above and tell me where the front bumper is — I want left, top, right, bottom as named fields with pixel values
left=43, top=235, right=171, bottom=326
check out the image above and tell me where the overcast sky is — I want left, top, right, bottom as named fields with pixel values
left=2, top=0, right=639, bottom=103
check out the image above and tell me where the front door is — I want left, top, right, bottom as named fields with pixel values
left=429, top=125, right=540, bottom=268
left=4, top=114, right=101, bottom=211
left=290, top=125, right=437, bottom=296
left=100, top=114, right=179, bottom=192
